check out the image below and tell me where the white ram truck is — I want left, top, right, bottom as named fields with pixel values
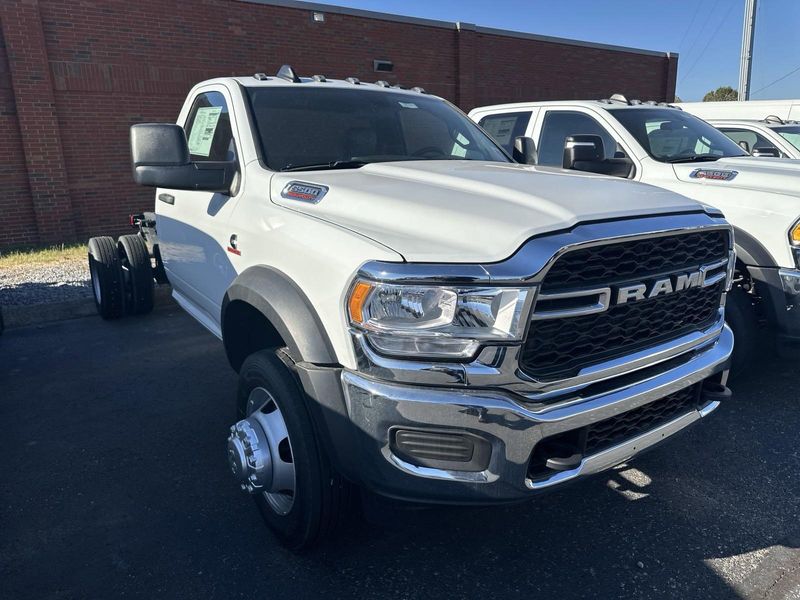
left=471, top=97, right=800, bottom=369
left=680, top=115, right=800, bottom=160
left=676, top=100, right=800, bottom=158
left=88, top=69, right=733, bottom=550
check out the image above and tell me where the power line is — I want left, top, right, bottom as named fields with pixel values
left=677, top=2, right=703, bottom=52
left=681, top=0, right=721, bottom=69
left=679, top=1, right=737, bottom=83
left=751, top=63, right=800, bottom=95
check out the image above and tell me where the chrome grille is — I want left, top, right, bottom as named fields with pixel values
left=520, top=230, right=729, bottom=381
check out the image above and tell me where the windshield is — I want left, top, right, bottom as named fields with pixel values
left=245, top=87, right=510, bottom=171
left=609, top=108, right=748, bottom=163
left=774, top=126, right=800, bottom=152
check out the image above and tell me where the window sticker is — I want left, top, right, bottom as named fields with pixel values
left=188, top=106, right=223, bottom=157
left=482, top=117, right=518, bottom=146
left=451, top=133, right=470, bottom=157
left=451, top=143, right=467, bottom=157
left=398, top=101, right=418, bottom=109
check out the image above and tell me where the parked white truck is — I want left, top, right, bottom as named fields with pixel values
left=677, top=112, right=800, bottom=160
left=677, top=100, right=800, bottom=158
left=89, top=70, right=733, bottom=550
left=471, top=96, right=800, bottom=368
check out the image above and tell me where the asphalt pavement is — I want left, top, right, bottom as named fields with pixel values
left=1, top=309, right=799, bottom=599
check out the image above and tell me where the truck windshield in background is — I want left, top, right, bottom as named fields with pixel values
left=610, top=108, right=749, bottom=163
left=775, top=126, right=800, bottom=152
left=246, top=87, right=511, bottom=171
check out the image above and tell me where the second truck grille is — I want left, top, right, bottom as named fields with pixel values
left=521, top=230, right=728, bottom=381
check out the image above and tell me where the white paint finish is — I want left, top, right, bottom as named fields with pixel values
left=269, top=160, right=698, bottom=263
left=219, top=166, right=401, bottom=369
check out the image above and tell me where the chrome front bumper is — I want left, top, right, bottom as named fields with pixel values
left=340, top=325, right=733, bottom=504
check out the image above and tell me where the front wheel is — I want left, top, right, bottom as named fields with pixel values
left=228, top=350, right=353, bottom=551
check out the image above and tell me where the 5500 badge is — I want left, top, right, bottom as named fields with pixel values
left=689, top=169, right=738, bottom=181
left=281, top=181, right=329, bottom=203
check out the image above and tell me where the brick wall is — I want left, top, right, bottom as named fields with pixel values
left=0, top=15, right=41, bottom=246
left=0, top=0, right=677, bottom=249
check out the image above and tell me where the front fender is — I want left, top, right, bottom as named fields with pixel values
left=222, top=265, right=338, bottom=365
left=733, top=225, right=778, bottom=268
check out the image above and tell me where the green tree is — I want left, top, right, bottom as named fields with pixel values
left=703, top=86, right=738, bottom=102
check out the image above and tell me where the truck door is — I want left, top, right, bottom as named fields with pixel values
left=156, top=87, right=243, bottom=330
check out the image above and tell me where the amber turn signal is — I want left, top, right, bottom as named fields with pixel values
left=348, top=281, right=374, bottom=324
left=791, top=222, right=800, bottom=246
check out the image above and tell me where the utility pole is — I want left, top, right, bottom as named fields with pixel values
left=738, top=0, right=758, bottom=100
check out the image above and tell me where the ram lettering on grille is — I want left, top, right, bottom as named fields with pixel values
left=521, top=231, right=729, bottom=381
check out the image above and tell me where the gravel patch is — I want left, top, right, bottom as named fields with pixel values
left=0, top=257, right=92, bottom=306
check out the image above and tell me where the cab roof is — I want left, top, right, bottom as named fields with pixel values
left=471, top=95, right=682, bottom=115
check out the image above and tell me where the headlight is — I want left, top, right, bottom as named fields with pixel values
left=347, top=280, right=531, bottom=359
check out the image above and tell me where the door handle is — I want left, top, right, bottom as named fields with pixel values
left=158, top=193, right=175, bottom=205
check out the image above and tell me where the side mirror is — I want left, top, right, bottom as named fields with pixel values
left=562, top=135, right=604, bottom=169
left=562, top=134, right=634, bottom=178
left=513, top=136, right=537, bottom=164
left=130, top=124, right=236, bottom=193
left=737, top=140, right=751, bottom=153
left=752, top=146, right=780, bottom=158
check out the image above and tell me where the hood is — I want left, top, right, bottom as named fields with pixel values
left=673, top=156, right=800, bottom=200
left=270, top=161, right=702, bottom=262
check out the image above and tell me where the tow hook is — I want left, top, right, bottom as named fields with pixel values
left=700, top=381, right=732, bottom=402
left=698, top=380, right=732, bottom=417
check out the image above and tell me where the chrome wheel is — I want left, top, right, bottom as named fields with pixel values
left=228, top=387, right=296, bottom=515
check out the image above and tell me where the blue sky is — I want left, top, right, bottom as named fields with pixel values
left=304, top=0, right=800, bottom=101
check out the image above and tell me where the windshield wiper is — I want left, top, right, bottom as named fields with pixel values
left=665, top=155, right=723, bottom=164
left=281, top=160, right=369, bottom=172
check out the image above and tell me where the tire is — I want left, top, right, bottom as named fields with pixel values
left=117, top=235, right=154, bottom=315
left=725, top=287, right=758, bottom=377
left=88, top=236, right=125, bottom=319
left=236, top=350, right=353, bottom=551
